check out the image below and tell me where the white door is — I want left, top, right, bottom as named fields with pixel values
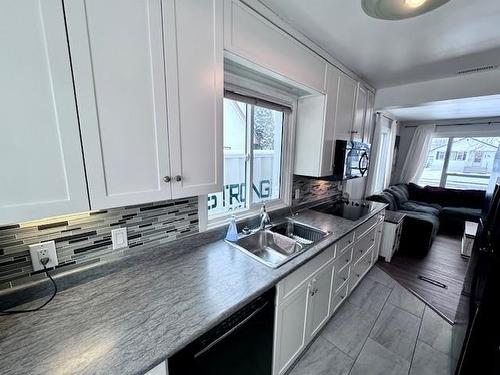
left=164, top=0, right=224, bottom=198
left=0, top=0, right=89, bottom=225
left=353, top=84, right=367, bottom=141
left=306, top=261, right=334, bottom=340
left=65, top=0, right=172, bottom=209
left=335, top=73, right=357, bottom=141
left=274, top=281, right=310, bottom=375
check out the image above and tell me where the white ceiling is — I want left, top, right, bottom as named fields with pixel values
left=258, top=0, right=500, bottom=88
left=385, top=95, right=500, bottom=121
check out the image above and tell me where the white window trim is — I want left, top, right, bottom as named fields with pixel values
left=419, top=134, right=500, bottom=189
left=198, top=74, right=298, bottom=231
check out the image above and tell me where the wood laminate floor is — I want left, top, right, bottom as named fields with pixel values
left=378, top=234, right=469, bottom=323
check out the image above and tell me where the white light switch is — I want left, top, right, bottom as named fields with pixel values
left=111, top=228, right=128, bottom=250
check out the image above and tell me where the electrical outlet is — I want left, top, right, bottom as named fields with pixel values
left=295, top=188, right=301, bottom=199
left=111, top=228, right=128, bottom=250
left=29, top=241, right=58, bottom=272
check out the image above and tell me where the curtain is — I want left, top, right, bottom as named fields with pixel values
left=399, top=124, right=436, bottom=184
left=366, top=113, right=397, bottom=195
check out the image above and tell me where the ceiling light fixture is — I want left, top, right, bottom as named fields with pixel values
left=362, top=0, right=450, bottom=20
left=405, top=0, right=427, bottom=8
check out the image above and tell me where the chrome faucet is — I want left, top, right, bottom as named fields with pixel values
left=259, top=203, right=272, bottom=230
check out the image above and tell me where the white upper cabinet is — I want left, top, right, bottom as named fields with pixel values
left=66, top=0, right=223, bottom=208
left=224, top=0, right=327, bottom=93
left=0, top=0, right=89, bottom=225
left=334, top=73, right=358, bottom=141
left=363, top=90, right=375, bottom=144
left=294, top=65, right=341, bottom=177
left=164, top=0, right=224, bottom=198
left=353, top=84, right=368, bottom=141
left=66, top=0, right=172, bottom=209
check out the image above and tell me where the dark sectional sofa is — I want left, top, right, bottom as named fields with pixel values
left=367, top=183, right=485, bottom=256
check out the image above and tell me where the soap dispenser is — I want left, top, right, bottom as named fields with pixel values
left=225, top=215, right=239, bottom=242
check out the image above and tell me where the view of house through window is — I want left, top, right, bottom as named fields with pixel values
left=208, top=97, right=284, bottom=217
left=418, top=136, right=500, bottom=190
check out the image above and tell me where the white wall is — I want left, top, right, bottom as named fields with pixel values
left=375, top=69, right=500, bottom=110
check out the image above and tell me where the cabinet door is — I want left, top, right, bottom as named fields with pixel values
left=274, top=281, right=310, bottom=375
left=224, top=0, right=327, bottom=93
left=373, top=221, right=384, bottom=262
left=306, top=261, right=335, bottom=340
left=353, top=84, right=367, bottom=141
left=65, top=0, right=172, bottom=209
left=335, top=73, right=357, bottom=141
left=0, top=0, right=89, bottom=225
left=164, top=0, right=224, bottom=198
left=363, top=90, right=375, bottom=144
left=144, top=361, right=167, bottom=375
left=320, top=65, right=341, bottom=176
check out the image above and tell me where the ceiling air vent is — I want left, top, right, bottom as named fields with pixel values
left=456, top=65, right=498, bottom=75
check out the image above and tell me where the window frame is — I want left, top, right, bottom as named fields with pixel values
left=198, top=74, right=298, bottom=231
left=418, top=131, right=500, bottom=190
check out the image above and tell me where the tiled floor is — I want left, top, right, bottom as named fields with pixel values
left=289, top=265, right=453, bottom=375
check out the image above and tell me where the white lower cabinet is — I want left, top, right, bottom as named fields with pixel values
left=273, top=281, right=310, bottom=375
left=306, top=261, right=335, bottom=340
left=144, top=361, right=167, bottom=375
left=273, top=210, right=385, bottom=375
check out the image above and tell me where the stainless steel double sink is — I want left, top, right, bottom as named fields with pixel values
left=226, top=219, right=330, bottom=268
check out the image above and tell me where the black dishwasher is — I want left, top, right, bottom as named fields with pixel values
left=168, top=287, right=275, bottom=375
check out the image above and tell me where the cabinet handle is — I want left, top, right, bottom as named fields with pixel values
left=340, top=295, right=345, bottom=299
left=356, top=273, right=360, bottom=277
left=345, top=258, right=349, bottom=263
left=163, top=176, right=171, bottom=183
left=342, top=277, right=347, bottom=281
left=174, top=175, right=182, bottom=182
left=359, top=249, right=363, bottom=253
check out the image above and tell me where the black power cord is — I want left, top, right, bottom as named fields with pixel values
left=0, top=258, right=58, bottom=315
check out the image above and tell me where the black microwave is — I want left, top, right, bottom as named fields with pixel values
left=332, top=140, right=370, bottom=180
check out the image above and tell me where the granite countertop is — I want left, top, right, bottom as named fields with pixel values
left=0, top=203, right=386, bottom=375
left=384, top=210, right=406, bottom=224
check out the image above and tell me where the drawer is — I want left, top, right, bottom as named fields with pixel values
left=350, top=247, right=374, bottom=291
left=332, top=261, right=350, bottom=292
left=334, top=246, right=353, bottom=270
left=330, top=281, right=348, bottom=314
left=353, top=227, right=376, bottom=263
left=337, top=232, right=354, bottom=253
left=277, top=244, right=335, bottom=301
left=355, top=212, right=384, bottom=240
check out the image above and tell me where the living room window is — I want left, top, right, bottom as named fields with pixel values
left=418, top=136, right=500, bottom=190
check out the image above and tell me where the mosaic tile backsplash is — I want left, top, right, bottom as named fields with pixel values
left=292, top=175, right=342, bottom=206
left=0, top=197, right=198, bottom=290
